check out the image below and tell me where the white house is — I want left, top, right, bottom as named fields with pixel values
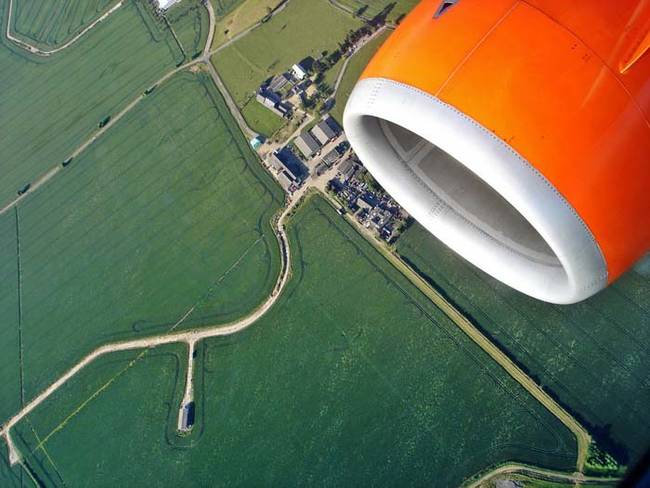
left=156, top=0, right=181, bottom=10
left=291, top=63, right=308, bottom=80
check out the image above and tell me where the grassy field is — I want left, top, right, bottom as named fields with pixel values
left=397, top=223, right=650, bottom=467
left=166, top=0, right=210, bottom=57
left=0, top=71, right=284, bottom=410
left=212, top=0, right=361, bottom=108
left=335, top=0, right=419, bottom=22
left=12, top=196, right=577, bottom=486
left=12, top=344, right=186, bottom=487
left=241, top=98, right=286, bottom=137
left=0, top=0, right=185, bottom=207
left=210, top=0, right=281, bottom=49
left=330, top=29, right=389, bottom=123
left=9, top=0, right=115, bottom=48
left=0, top=210, right=22, bottom=422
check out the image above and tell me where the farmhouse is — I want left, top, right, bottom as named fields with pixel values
left=294, top=132, right=321, bottom=159
left=292, top=63, right=308, bottom=80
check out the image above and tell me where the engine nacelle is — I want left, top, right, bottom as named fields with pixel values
left=344, top=0, right=650, bottom=304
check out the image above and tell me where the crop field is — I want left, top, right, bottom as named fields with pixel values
left=9, top=0, right=115, bottom=49
left=0, top=0, right=185, bottom=207
left=11, top=196, right=577, bottom=486
left=211, top=0, right=246, bottom=18
left=0, top=211, right=21, bottom=422
left=12, top=344, right=186, bottom=487
left=210, top=0, right=279, bottom=49
left=397, top=223, right=650, bottom=467
left=167, top=0, right=210, bottom=57
left=336, top=0, right=419, bottom=22
left=241, top=98, right=285, bottom=137
left=0, top=71, right=283, bottom=411
left=330, top=29, right=389, bottom=123
left=212, top=0, right=361, bottom=109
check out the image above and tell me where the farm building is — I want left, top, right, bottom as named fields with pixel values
left=294, top=132, right=321, bottom=159
left=292, top=63, right=308, bottom=80
left=310, top=119, right=337, bottom=145
left=156, top=0, right=181, bottom=10
left=277, top=171, right=296, bottom=192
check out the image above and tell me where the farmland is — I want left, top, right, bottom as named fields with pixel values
left=3, top=71, right=283, bottom=409
left=212, top=0, right=362, bottom=109
left=11, top=196, right=577, bottom=486
left=330, top=28, right=389, bottom=122
left=397, top=223, right=650, bottom=467
left=241, top=98, right=286, bottom=137
left=9, top=0, right=115, bottom=49
left=335, top=0, right=420, bottom=22
left=210, top=0, right=284, bottom=49
left=0, top=0, right=185, bottom=207
left=0, top=211, right=21, bottom=422
left=166, top=0, right=210, bottom=57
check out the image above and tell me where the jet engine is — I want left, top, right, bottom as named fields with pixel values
left=344, top=0, right=650, bottom=304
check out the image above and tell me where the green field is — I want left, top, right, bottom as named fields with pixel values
left=335, top=0, right=419, bottom=22
left=166, top=0, right=210, bottom=57
left=0, top=0, right=185, bottom=207
left=211, top=0, right=246, bottom=18
left=0, top=71, right=283, bottom=413
left=0, top=211, right=21, bottom=422
left=397, top=223, right=650, bottom=467
left=10, top=196, right=577, bottom=486
left=9, top=0, right=115, bottom=49
left=330, top=29, right=389, bottom=123
left=241, top=98, right=286, bottom=137
left=212, top=0, right=362, bottom=108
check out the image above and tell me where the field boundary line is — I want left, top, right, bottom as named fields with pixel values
left=4, top=0, right=124, bottom=56
left=318, top=190, right=592, bottom=473
left=14, top=207, right=25, bottom=407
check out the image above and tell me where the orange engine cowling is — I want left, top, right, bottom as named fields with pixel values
left=344, top=0, right=650, bottom=304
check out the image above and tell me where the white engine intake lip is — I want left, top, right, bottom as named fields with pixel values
left=343, top=77, right=607, bottom=304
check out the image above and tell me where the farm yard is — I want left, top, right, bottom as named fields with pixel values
left=397, top=223, right=650, bottom=469
left=8, top=0, right=115, bottom=49
left=7, top=196, right=577, bottom=486
left=212, top=0, right=361, bottom=110
left=0, top=0, right=185, bottom=207
left=2, top=71, right=283, bottom=408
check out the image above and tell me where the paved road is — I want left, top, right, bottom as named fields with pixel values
left=5, top=0, right=123, bottom=56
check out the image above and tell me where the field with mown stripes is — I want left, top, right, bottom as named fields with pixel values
left=0, top=71, right=282, bottom=413
left=8, top=196, right=577, bottom=486
left=397, top=223, right=650, bottom=467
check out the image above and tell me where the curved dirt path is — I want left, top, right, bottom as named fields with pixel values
left=463, top=462, right=622, bottom=487
left=1, top=192, right=296, bottom=462
left=5, top=0, right=123, bottom=56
